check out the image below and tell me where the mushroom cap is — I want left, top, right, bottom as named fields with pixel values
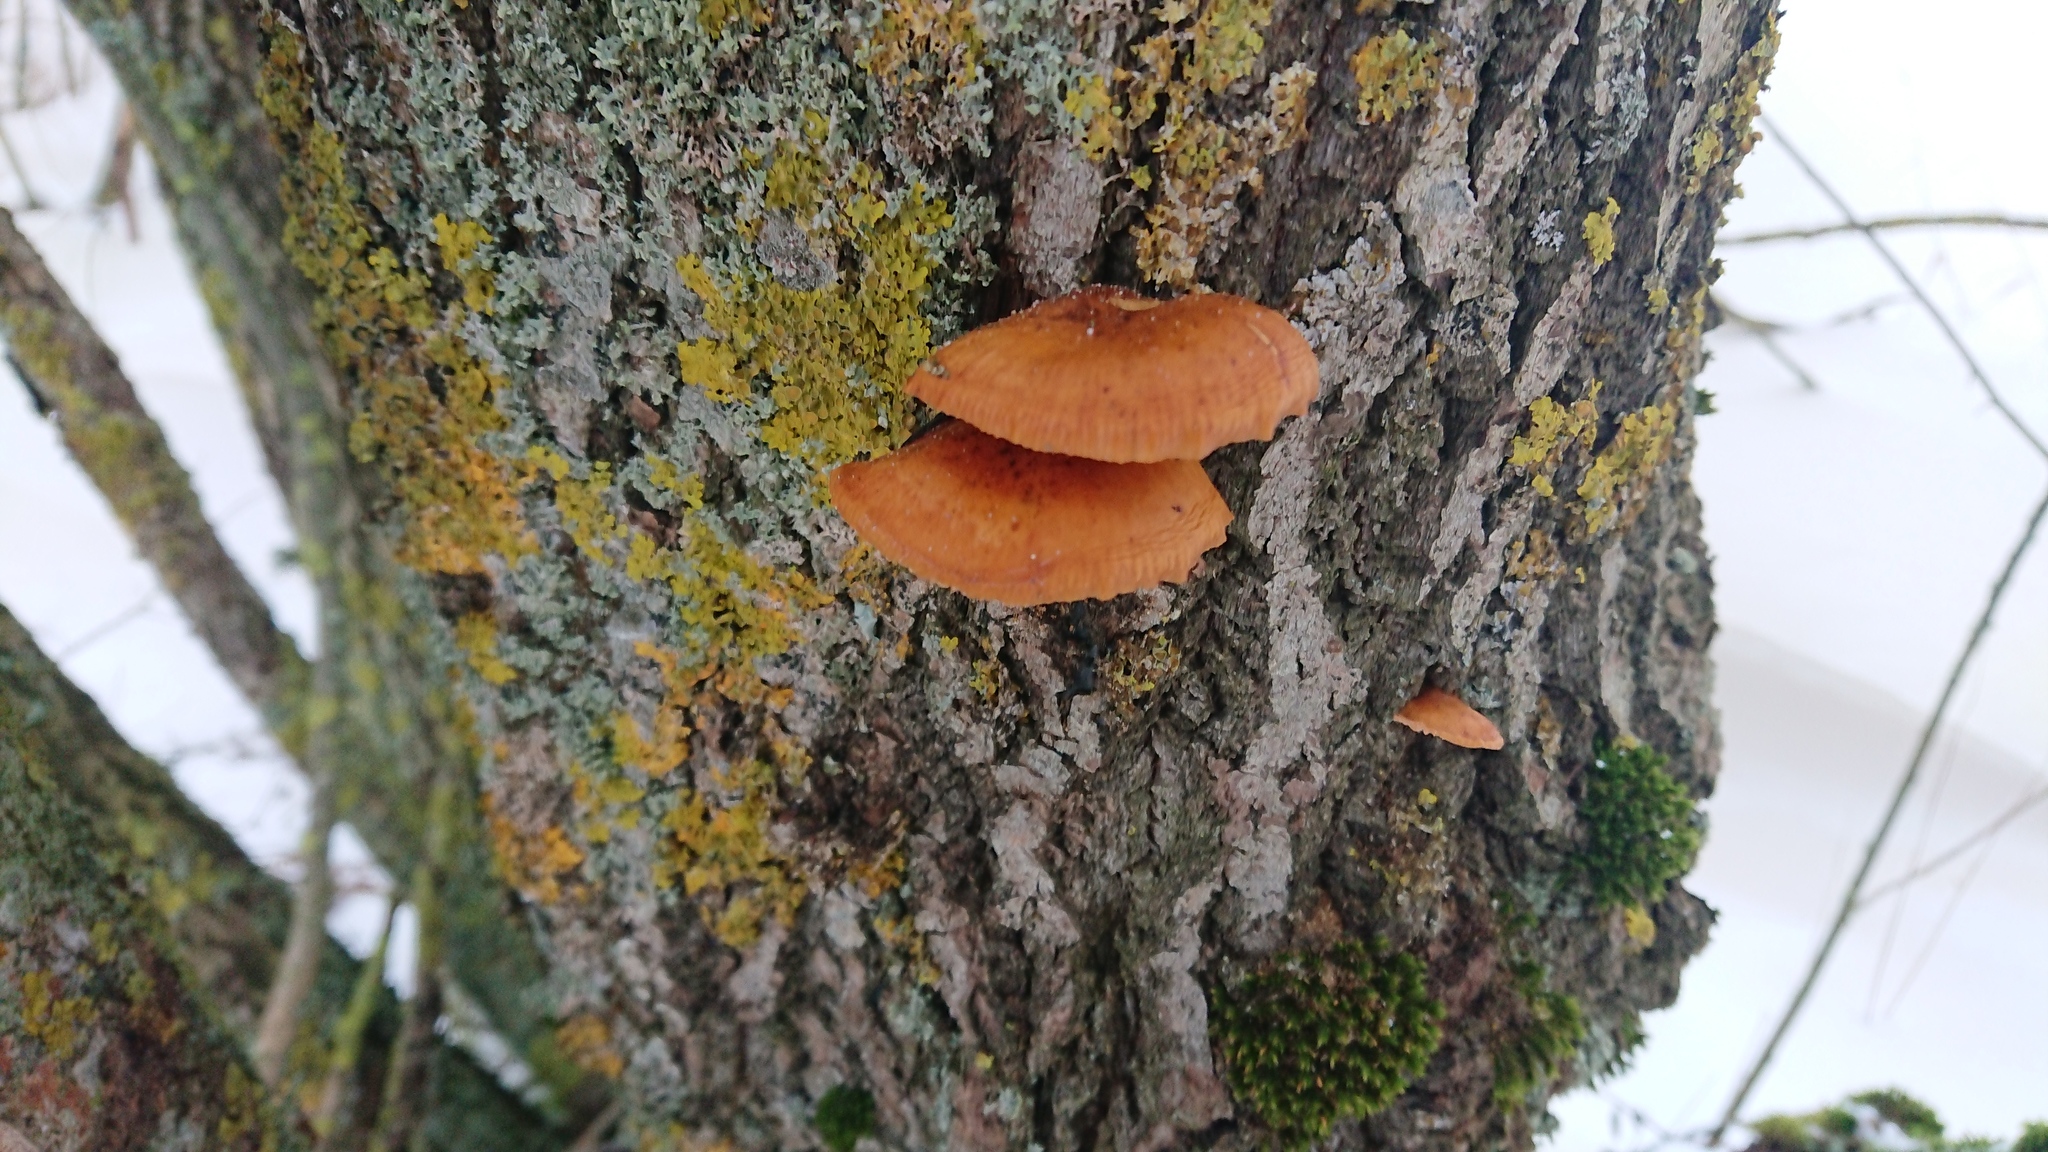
left=1393, top=686, right=1505, bottom=750
left=827, top=420, right=1233, bottom=607
left=904, top=286, right=1320, bottom=463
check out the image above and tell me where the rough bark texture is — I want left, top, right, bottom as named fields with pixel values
left=0, top=609, right=306, bottom=1151
left=57, top=0, right=1774, bottom=1147
left=0, top=608, right=562, bottom=1151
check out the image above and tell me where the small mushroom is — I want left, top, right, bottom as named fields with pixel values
left=1393, top=685, right=1504, bottom=750
left=826, top=420, right=1232, bottom=607
left=904, top=285, right=1319, bottom=463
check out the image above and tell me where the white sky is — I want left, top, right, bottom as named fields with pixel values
left=0, top=0, right=2041, bottom=1142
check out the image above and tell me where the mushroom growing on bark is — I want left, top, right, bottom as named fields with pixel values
left=1393, top=685, right=1506, bottom=750
left=828, top=285, right=1318, bottom=605
left=904, top=285, right=1319, bottom=464
left=827, top=420, right=1232, bottom=607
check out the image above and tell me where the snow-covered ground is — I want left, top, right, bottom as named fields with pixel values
left=0, top=0, right=2041, bottom=1140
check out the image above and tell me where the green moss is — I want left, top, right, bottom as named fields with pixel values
left=1577, top=740, right=1702, bottom=909
left=2014, top=1122, right=2048, bottom=1152
left=1210, top=940, right=1444, bottom=1147
left=814, top=1084, right=877, bottom=1152
left=1491, top=960, right=1585, bottom=1107
left=1851, top=1091, right=1943, bottom=1142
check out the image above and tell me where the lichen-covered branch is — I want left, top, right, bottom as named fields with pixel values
left=0, top=205, right=312, bottom=748
left=0, top=616, right=306, bottom=1151
left=0, top=605, right=564, bottom=1151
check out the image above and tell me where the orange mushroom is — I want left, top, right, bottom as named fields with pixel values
left=1393, top=686, right=1504, bottom=750
left=826, top=420, right=1232, bottom=606
left=904, top=286, right=1319, bottom=464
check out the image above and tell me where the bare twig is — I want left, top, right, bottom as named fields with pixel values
left=1721, top=213, right=2048, bottom=245
left=314, top=894, right=400, bottom=1146
left=1758, top=115, right=2048, bottom=461
left=1857, top=783, right=2048, bottom=907
left=368, top=771, right=454, bottom=1152
left=91, top=102, right=137, bottom=241
left=1710, top=292, right=1821, bottom=391
left=0, top=117, right=43, bottom=209
left=254, top=760, right=336, bottom=1083
left=1710, top=483, right=2048, bottom=1142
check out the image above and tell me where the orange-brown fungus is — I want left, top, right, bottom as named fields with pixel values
left=827, top=420, right=1232, bottom=606
left=1394, top=685, right=1505, bottom=750
left=904, top=286, right=1319, bottom=463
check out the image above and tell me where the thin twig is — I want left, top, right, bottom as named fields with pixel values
left=315, top=895, right=400, bottom=1147
left=1857, top=783, right=2048, bottom=907
left=254, top=758, right=337, bottom=1084
left=1721, top=213, right=2048, bottom=245
left=1709, top=484, right=2048, bottom=1142
left=1759, top=115, right=2048, bottom=461
left=1711, top=292, right=1821, bottom=391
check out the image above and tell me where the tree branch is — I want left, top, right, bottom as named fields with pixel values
left=0, top=204, right=313, bottom=748
left=0, top=600, right=564, bottom=1148
left=1757, top=116, right=2048, bottom=461
left=1720, top=213, right=2048, bottom=245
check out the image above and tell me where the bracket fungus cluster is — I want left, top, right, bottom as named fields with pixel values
left=828, top=286, right=1318, bottom=607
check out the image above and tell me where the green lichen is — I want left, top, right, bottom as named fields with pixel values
left=1350, top=28, right=1442, bottom=124
left=1577, top=740, right=1702, bottom=909
left=1210, top=940, right=1444, bottom=1147
left=814, top=1084, right=878, bottom=1152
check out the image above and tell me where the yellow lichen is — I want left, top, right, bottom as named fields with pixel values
left=1685, top=12, right=1779, bottom=194
left=484, top=796, right=587, bottom=907
left=258, top=26, right=533, bottom=576
left=1104, top=631, right=1182, bottom=714
left=554, top=1013, right=626, bottom=1079
left=859, top=0, right=984, bottom=93
left=675, top=148, right=954, bottom=468
left=1508, top=383, right=1601, bottom=498
left=1583, top=198, right=1620, bottom=266
left=1066, top=0, right=1316, bottom=288
left=657, top=757, right=808, bottom=949
left=1350, top=28, right=1442, bottom=124
left=455, top=613, right=519, bottom=686
left=19, top=969, right=94, bottom=1059
left=699, top=0, right=770, bottom=33
left=1577, top=400, right=1678, bottom=535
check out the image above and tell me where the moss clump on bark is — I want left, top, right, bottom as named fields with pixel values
left=1210, top=940, right=1444, bottom=1147
left=1490, top=960, right=1586, bottom=1108
left=1746, top=1089, right=1981, bottom=1152
left=1577, top=740, right=1703, bottom=909
left=814, top=1084, right=877, bottom=1152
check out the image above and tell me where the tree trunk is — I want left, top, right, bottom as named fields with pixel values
left=58, top=0, right=1773, bottom=1147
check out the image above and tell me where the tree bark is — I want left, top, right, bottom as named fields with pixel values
left=59, top=0, right=1774, bottom=1146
